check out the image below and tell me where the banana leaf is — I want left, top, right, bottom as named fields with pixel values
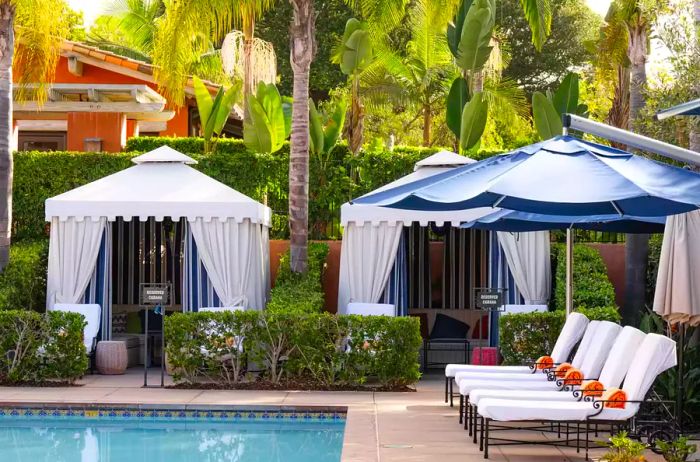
left=459, top=91, right=488, bottom=152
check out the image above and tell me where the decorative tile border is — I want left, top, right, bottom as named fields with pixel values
left=0, top=404, right=346, bottom=424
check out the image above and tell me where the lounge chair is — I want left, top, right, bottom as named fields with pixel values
left=463, top=326, right=646, bottom=438
left=199, top=306, right=245, bottom=313
left=52, top=303, right=101, bottom=373
left=475, top=333, right=677, bottom=459
left=455, top=321, right=621, bottom=426
left=346, top=302, right=396, bottom=316
left=444, top=312, right=589, bottom=405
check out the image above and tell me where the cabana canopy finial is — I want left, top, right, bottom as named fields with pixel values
left=132, top=145, right=198, bottom=165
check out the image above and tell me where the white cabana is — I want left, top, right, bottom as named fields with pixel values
left=45, top=146, right=271, bottom=339
left=338, top=150, right=551, bottom=316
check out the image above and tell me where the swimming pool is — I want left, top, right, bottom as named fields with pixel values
left=0, top=405, right=345, bottom=462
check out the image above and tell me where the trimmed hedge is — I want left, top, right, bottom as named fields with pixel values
left=15, top=138, right=501, bottom=241
left=0, top=310, right=87, bottom=383
left=267, top=242, right=329, bottom=314
left=164, top=310, right=422, bottom=388
left=0, top=240, right=49, bottom=312
left=551, top=243, right=618, bottom=311
left=499, top=306, right=621, bottom=365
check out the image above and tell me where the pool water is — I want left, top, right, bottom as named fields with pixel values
left=0, top=419, right=345, bottom=462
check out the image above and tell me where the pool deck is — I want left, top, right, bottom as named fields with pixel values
left=0, top=370, right=662, bottom=462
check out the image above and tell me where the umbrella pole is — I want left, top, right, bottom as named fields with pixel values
left=566, top=229, right=574, bottom=315
left=676, top=323, right=685, bottom=432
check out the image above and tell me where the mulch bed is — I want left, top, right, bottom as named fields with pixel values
left=168, top=377, right=415, bottom=392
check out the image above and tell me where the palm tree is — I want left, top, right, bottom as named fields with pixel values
left=152, top=0, right=275, bottom=114
left=288, top=0, right=316, bottom=272
left=690, top=0, right=700, bottom=153
left=0, top=0, right=70, bottom=272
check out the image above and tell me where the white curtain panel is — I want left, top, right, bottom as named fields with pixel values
left=654, top=210, right=700, bottom=326
left=337, top=222, right=403, bottom=313
left=46, top=217, right=106, bottom=309
left=497, top=231, right=551, bottom=305
left=190, top=217, right=267, bottom=310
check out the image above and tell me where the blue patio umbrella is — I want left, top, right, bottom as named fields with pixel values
left=462, top=209, right=666, bottom=233
left=352, top=136, right=700, bottom=217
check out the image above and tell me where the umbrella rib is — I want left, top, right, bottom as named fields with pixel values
left=492, top=195, right=506, bottom=208
left=610, top=201, right=623, bottom=216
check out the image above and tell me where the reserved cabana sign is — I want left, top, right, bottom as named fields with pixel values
left=140, top=284, right=171, bottom=306
left=474, top=288, right=505, bottom=311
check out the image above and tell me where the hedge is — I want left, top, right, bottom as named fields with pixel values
left=0, top=240, right=48, bottom=312
left=551, top=243, right=618, bottom=311
left=267, top=242, right=329, bottom=314
left=164, top=310, right=422, bottom=388
left=499, top=306, right=621, bottom=365
left=15, top=138, right=501, bottom=241
left=0, top=310, right=87, bottom=383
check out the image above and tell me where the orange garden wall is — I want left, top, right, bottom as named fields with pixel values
left=67, top=112, right=126, bottom=152
left=587, top=243, right=626, bottom=308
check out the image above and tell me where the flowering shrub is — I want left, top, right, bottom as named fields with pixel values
left=164, top=311, right=422, bottom=389
left=0, top=310, right=87, bottom=383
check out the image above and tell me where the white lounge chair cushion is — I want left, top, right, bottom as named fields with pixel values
left=477, top=397, right=636, bottom=421
left=469, top=326, right=647, bottom=406
left=53, top=303, right=101, bottom=353
left=445, top=364, right=531, bottom=378
left=346, top=303, right=395, bottom=316
left=569, top=320, right=601, bottom=368
left=199, top=306, right=245, bottom=313
left=460, top=378, right=560, bottom=395
left=455, top=370, right=549, bottom=385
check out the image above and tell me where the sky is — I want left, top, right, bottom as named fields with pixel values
left=69, top=0, right=614, bottom=28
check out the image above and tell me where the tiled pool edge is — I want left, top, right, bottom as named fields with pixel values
left=0, top=402, right=346, bottom=423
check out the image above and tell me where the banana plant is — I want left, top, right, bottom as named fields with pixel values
left=444, top=0, right=496, bottom=152
left=532, top=72, right=589, bottom=140
left=335, top=18, right=373, bottom=155
left=243, top=82, right=292, bottom=154
left=193, top=77, right=242, bottom=153
left=309, top=98, right=347, bottom=169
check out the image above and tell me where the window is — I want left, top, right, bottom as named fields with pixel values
left=17, top=131, right=66, bottom=151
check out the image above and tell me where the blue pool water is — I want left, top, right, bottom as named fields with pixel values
left=0, top=417, right=345, bottom=462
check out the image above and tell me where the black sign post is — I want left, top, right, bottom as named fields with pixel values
left=140, top=283, right=171, bottom=388
left=473, top=288, right=506, bottom=362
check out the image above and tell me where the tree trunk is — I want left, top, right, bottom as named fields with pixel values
left=347, top=78, right=364, bottom=155
left=471, top=71, right=484, bottom=93
left=0, top=4, right=14, bottom=273
left=690, top=1, right=700, bottom=154
left=242, top=13, right=255, bottom=124
left=422, top=103, right=431, bottom=146
left=624, top=25, right=649, bottom=326
left=288, top=0, right=316, bottom=273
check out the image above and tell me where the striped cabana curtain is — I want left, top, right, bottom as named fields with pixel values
left=83, top=225, right=112, bottom=340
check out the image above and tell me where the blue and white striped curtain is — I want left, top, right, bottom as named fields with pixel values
left=182, top=224, right=221, bottom=312
left=488, top=232, right=523, bottom=346
left=83, top=225, right=112, bottom=341
left=382, top=232, right=409, bottom=316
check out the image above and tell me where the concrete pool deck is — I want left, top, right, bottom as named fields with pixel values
left=0, top=370, right=661, bottom=462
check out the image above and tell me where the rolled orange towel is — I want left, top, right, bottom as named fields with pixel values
left=563, top=367, right=583, bottom=386
left=535, top=355, right=554, bottom=370
left=581, top=380, right=604, bottom=397
left=554, top=363, right=572, bottom=378
left=600, top=388, right=627, bottom=408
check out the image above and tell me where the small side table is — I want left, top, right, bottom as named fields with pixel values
left=96, top=341, right=128, bottom=375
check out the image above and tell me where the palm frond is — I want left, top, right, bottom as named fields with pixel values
left=482, top=77, right=530, bottom=122
left=13, top=0, right=71, bottom=103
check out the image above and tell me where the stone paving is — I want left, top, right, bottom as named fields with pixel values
left=0, top=370, right=663, bottom=462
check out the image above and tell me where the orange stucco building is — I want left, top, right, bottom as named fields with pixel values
left=12, top=41, right=241, bottom=152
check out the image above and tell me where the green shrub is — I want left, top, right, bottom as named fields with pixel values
left=164, top=310, right=422, bottom=388
left=499, top=306, right=621, bottom=365
left=0, top=240, right=49, bottom=311
left=266, top=242, right=329, bottom=314
left=0, top=310, right=87, bottom=383
left=15, top=139, right=503, bottom=241
left=551, top=243, right=618, bottom=311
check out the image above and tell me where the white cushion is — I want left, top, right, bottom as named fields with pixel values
left=503, top=304, right=547, bottom=314
left=550, top=312, right=589, bottom=363
left=470, top=389, right=578, bottom=405
left=346, top=303, right=395, bottom=316
left=445, top=364, right=530, bottom=378
left=460, top=378, right=558, bottom=395
left=52, top=303, right=101, bottom=353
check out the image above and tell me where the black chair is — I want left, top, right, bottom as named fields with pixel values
left=423, top=313, right=471, bottom=371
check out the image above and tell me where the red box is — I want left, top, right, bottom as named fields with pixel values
left=471, top=347, right=499, bottom=365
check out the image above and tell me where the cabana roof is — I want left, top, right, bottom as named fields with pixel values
left=45, top=146, right=271, bottom=225
left=341, top=150, right=491, bottom=226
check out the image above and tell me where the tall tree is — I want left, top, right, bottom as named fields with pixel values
left=288, top=0, right=316, bottom=273
left=690, top=0, right=700, bottom=153
left=152, top=0, right=276, bottom=114
left=0, top=0, right=69, bottom=272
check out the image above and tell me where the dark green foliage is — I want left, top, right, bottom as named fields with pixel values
left=551, top=243, right=618, bottom=311
left=0, top=240, right=49, bottom=312
left=499, top=306, right=621, bottom=365
left=164, top=310, right=422, bottom=388
left=0, top=310, right=87, bottom=383
left=267, top=243, right=329, bottom=314
left=17, top=139, right=475, bottom=241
